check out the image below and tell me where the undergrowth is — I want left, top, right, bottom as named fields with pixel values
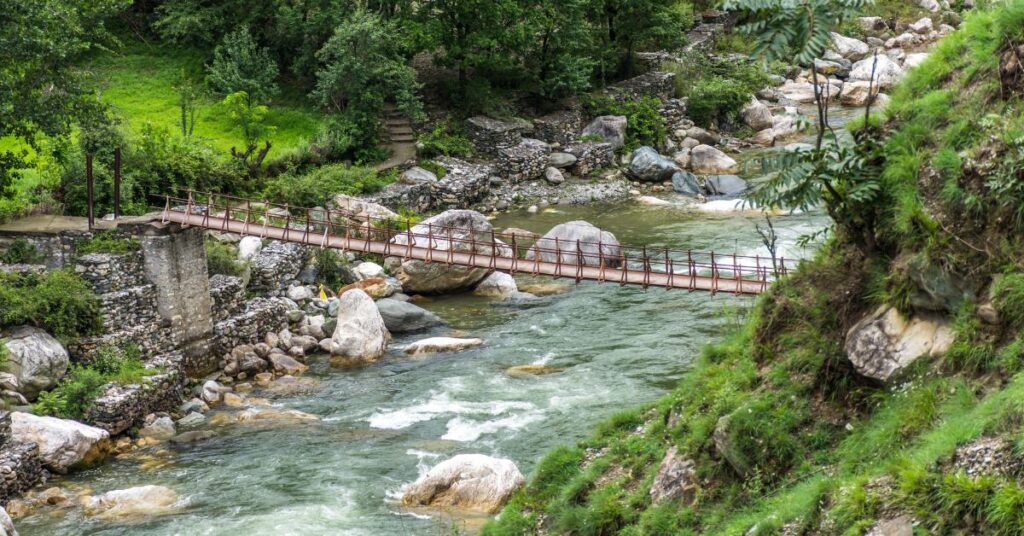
left=33, top=343, right=158, bottom=419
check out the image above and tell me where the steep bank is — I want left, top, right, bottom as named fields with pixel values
left=484, top=3, right=1024, bottom=535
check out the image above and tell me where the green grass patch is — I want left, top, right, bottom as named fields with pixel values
left=205, top=239, right=246, bottom=277
left=33, top=343, right=158, bottom=419
left=76, top=231, right=141, bottom=256
left=89, top=40, right=322, bottom=161
left=0, top=270, right=103, bottom=341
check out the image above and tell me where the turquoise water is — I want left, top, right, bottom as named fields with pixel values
left=18, top=201, right=825, bottom=535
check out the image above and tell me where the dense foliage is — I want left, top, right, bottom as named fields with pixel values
left=205, top=239, right=247, bottom=278
left=0, top=270, right=103, bottom=340
left=34, top=343, right=157, bottom=419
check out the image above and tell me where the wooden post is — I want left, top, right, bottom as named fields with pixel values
left=113, top=148, right=121, bottom=219
left=86, top=154, right=94, bottom=229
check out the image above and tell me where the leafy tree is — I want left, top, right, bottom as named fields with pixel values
left=312, top=11, right=422, bottom=120
left=206, top=27, right=280, bottom=107
left=590, top=0, right=690, bottom=79
left=0, top=0, right=128, bottom=196
left=154, top=0, right=276, bottom=47
left=519, top=0, right=596, bottom=101
left=174, top=69, right=202, bottom=137
left=222, top=91, right=275, bottom=176
left=419, top=0, right=521, bottom=88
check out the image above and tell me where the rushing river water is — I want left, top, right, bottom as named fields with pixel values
left=18, top=200, right=826, bottom=536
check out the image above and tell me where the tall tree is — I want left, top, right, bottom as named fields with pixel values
left=519, top=0, right=595, bottom=100
left=206, top=27, right=280, bottom=108
left=0, top=0, right=128, bottom=195
left=418, top=0, right=520, bottom=88
left=590, top=0, right=689, bottom=79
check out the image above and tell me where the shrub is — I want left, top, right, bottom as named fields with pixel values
left=582, top=96, right=667, bottom=152
left=418, top=160, right=447, bottom=180
left=0, top=270, right=102, bottom=340
left=314, top=248, right=353, bottom=289
left=0, top=340, right=8, bottom=368
left=687, top=76, right=754, bottom=128
left=417, top=122, right=474, bottom=159
left=262, top=164, right=394, bottom=207
left=205, top=239, right=246, bottom=277
left=76, top=231, right=140, bottom=256
left=34, top=343, right=156, bottom=419
left=992, top=273, right=1024, bottom=329
left=0, top=239, right=43, bottom=264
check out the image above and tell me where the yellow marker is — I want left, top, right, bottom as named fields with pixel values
left=319, top=285, right=328, bottom=300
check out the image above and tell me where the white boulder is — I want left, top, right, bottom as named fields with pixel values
left=910, top=17, right=934, bottom=34
left=237, top=236, right=262, bottom=262
left=330, top=289, right=390, bottom=363
left=81, top=485, right=183, bottom=519
left=690, top=145, right=738, bottom=175
left=405, top=337, right=484, bottom=355
left=850, top=55, right=904, bottom=89
left=474, top=272, right=518, bottom=298
left=844, top=306, right=953, bottom=383
left=741, top=98, right=774, bottom=132
left=526, top=221, right=621, bottom=267
left=10, top=412, right=109, bottom=473
left=354, top=261, right=385, bottom=280
left=401, top=454, right=525, bottom=513
left=1, top=326, right=69, bottom=400
left=831, top=32, right=870, bottom=60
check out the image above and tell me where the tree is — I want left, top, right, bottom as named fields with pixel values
left=519, top=0, right=596, bottom=101
left=206, top=27, right=280, bottom=107
left=174, top=69, right=201, bottom=138
left=589, top=0, right=690, bottom=79
left=727, top=0, right=886, bottom=253
left=222, top=92, right=275, bottom=176
left=0, top=0, right=128, bottom=196
left=418, top=0, right=520, bottom=88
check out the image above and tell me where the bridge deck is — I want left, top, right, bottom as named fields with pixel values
left=158, top=192, right=787, bottom=295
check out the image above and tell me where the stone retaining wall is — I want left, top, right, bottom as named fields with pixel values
left=84, top=353, right=185, bottom=435
left=533, top=110, right=583, bottom=146
left=466, top=116, right=523, bottom=156
left=0, top=442, right=44, bottom=505
left=565, top=142, right=616, bottom=177
left=212, top=298, right=291, bottom=362
left=74, top=251, right=148, bottom=294
left=0, top=232, right=86, bottom=270
left=498, top=138, right=551, bottom=183
left=249, top=241, right=308, bottom=294
left=369, top=158, right=496, bottom=213
left=210, top=275, right=246, bottom=322
left=604, top=71, right=677, bottom=103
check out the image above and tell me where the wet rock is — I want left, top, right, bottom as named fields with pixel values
left=474, top=272, right=518, bottom=298
left=649, top=446, right=698, bottom=505
left=690, top=145, right=738, bottom=175
left=81, top=485, right=182, bottom=519
left=169, top=431, right=214, bottom=444
left=627, top=147, right=681, bottom=182
left=637, top=195, right=671, bottom=206
left=354, top=262, right=385, bottom=280
left=1, top=326, right=69, bottom=401
left=505, top=365, right=563, bottom=376
left=222, top=393, right=246, bottom=407
left=10, top=412, right=109, bottom=473
left=389, top=210, right=511, bottom=294
left=844, top=306, right=953, bottom=383
left=0, top=505, right=16, bottom=536
left=375, top=299, right=443, bottom=334
left=526, top=221, right=622, bottom=267
left=236, top=408, right=319, bottom=424
left=581, top=116, right=627, bottom=150
left=672, top=171, right=703, bottom=197
left=138, top=416, right=175, bottom=441
left=268, top=353, right=308, bottom=375
left=176, top=412, right=206, bottom=428
left=840, top=80, right=882, bottom=107
left=704, top=175, right=748, bottom=197
left=405, top=337, right=484, bottom=356
left=179, top=398, right=209, bottom=414
left=200, top=380, right=231, bottom=405
left=401, top=454, right=525, bottom=514
left=330, top=289, right=390, bottom=364
left=778, top=80, right=840, bottom=104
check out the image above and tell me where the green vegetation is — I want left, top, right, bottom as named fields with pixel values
left=34, top=343, right=158, bottom=419
left=205, top=239, right=246, bottom=278
left=417, top=123, right=475, bottom=159
left=0, top=239, right=43, bottom=265
left=76, top=231, right=140, bottom=256
left=313, top=249, right=353, bottom=290
left=664, top=54, right=775, bottom=128
left=0, top=270, right=103, bottom=341
left=488, top=3, right=1024, bottom=534
left=262, top=165, right=395, bottom=208
left=582, top=96, right=668, bottom=153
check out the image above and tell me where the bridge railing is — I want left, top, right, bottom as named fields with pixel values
left=159, top=190, right=788, bottom=294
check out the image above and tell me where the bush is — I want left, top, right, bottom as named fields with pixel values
left=0, top=239, right=43, bottom=264
left=418, top=160, right=447, bottom=180
left=992, top=273, right=1024, bottom=329
left=687, top=76, right=754, bottom=128
left=205, top=239, right=246, bottom=277
left=34, top=343, right=156, bottom=419
left=76, top=231, right=140, bottom=256
left=314, top=248, right=354, bottom=289
left=582, top=96, right=667, bottom=152
left=0, top=270, right=102, bottom=340
left=262, top=164, right=394, bottom=207
left=417, top=122, right=474, bottom=159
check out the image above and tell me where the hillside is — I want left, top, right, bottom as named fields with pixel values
left=483, top=3, right=1024, bottom=535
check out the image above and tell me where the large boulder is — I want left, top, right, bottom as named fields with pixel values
left=526, top=221, right=622, bottom=267
left=690, top=145, right=738, bottom=175
left=1, top=326, right=69, bottom=401
left=237, top=236, right=262, bottom=262
left=474, top=272, right=518, bottom=298
left=388, top=210, right=511, bottom=294
left=330, top=289, right=390, bottom=363
left=649, top=446, right=698, bottom=506
left=850, top=55, right=904, bottom=89
left=844, top=306, right=953, bottom=383
left=741, top=98, right=774, bottom=131
left=627, top=147, right=681, bottom=182
left=399, top=166, right=438, bottom=185
left=704, top=175, right=748, bottom=197
left=401, top=454, right=525, bottom=513
left=405, top=337, right=484, bottom=356
left=840, top=80, right=882, bottom=107
left=672, top=171, right=703, bottom=197
left=81, top=485, right=182, bottom=519
left=375, top=299, right=443, bottom=333
left=0, top=506, right=15, bottom=536
left=778, top=80, right=842, bottom=104
left=831, top=32, right=870, bottom=60
left=581, top=116, right=627, bottom=150
left=10, top=412, right=109, bottom=473
left=328, top=194, right=399, bottom=221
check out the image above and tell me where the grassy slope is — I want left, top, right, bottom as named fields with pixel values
left=89, top=40, right=322, bottom=160
left=485, top=4, right=1024, bottom=535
